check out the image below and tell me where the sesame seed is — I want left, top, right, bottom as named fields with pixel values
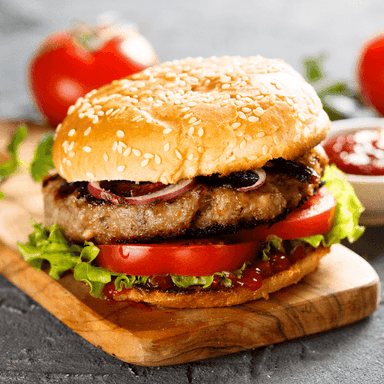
left=60, top=165, right=64, bottom=174
left=86, top=172, right=95, bottom=179
left=68, top=129, right=76, bottom=137
left=68, top=142, right=74, bottom=151
left=188, top=102, right=197, bottom=107
left=286, top=97, right=294, bottom=106
left=232, top=122, right=241, bottom=129
left=92, top=116, right=99, bottom=124
left=68, top=151, right=75, bottom=157
left=164, top=143, right=170, bottom=152
left=189, top=117, right=197, bottom=124
left=187, top=154, right=194, bottom=161
left=198, top=127, right=204, bottom=137
left=112, top=141, right=118, bottom=151
left=104, top=153, right=109, bottom=162
left=181, top=107, right=190, bottom=112
left=131, top=115, right=141, bottom=121
left=83, top=146, right=92, bottom=152
left=184, top=113, right=193, bottom=119
left=262, top=145, right=269, bottom=155
left=175, top=150, right=182, bottom=159
left=123, top=147, right=132, bottom=157
left=84, top=127, right=92, bottom=136
left=136, top=117, right=144, bottom=122
left=117, top=165, right=126, bottom=172
left=57, top=123, right=62, bottom=132
left=66, top=160, right=72, bottom=166
left=82, top=102, right=92, bottom=109
left=222, top=83, right=230, bottom=89
left=238, top=111, right=247, bottom=119
left=240, top=140, right=247, bottom=150
left=117, top=130, right=125, bottom=138
left=293, top=135, right=300, bottom=143
left=198, top=147, right=204, bottom=153
left=274, top=82, right=282, bottom=90
left=155, top=155, right=161, bottom=164
left=67, top=105, right=76, bottom=115
left=254, top=107, right=264, bottom=116
left=133, top=149, right=142, bottom=156
left=188, top=127, right=195, bottom=135
left=248, top=116, right=259, bottom=123
left=106, top=108, right=114, bottom=116
left=141, top=159, right=149, bottom=167
left=97, top=111, right=104, bottom=116
left=236, top=131, right=243, bottom=137
left=242, top=107, right=251, bottom=113
left=244, top=134, right=252, bottom=141
left=297, top=112, right=306, bottom=122
left=160, top=176, right=168, bottom=184
left=274, top=136, right=279, bottom=144
left=256, top=132, right=265, bottom=138
left=144, top=153, right=154, bottom=159
left=79, top=113, right=85, bottom=119
left=193, top=119, right=201, bottom=125
left=163, top=128, right=173, bottom=134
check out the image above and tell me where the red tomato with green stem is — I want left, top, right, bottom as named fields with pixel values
left=28, top=22, right=159, bottom=127
left=357, top=32, right=384, bottom=115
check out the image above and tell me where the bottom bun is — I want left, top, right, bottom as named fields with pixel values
left=111, top=246, right=331, bottom=308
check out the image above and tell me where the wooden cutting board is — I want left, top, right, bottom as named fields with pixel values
left=0, top=120, right=381, bottom=366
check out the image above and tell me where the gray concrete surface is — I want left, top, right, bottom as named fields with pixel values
left=1, top=1, right=384, bottom=383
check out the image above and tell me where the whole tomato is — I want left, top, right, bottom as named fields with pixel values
left=28, top=22, right=159, bottom=127
left=356, top=32, right=384, bottom=116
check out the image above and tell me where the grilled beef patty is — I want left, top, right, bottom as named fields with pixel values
left=43, top=147, right=327, bottom=244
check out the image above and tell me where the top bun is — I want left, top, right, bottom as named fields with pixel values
left=53, top=56, right=330, bottom=184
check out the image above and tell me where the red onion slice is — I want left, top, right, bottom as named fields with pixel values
left=88, top=179, right=196, bottom=206
left=236, top=169, right=266, bottom=192
left=88, top=182, right=123, bottom=205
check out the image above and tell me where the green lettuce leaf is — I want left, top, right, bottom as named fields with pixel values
left=301, top=164, right=365, bottom=248
left=29, top=133, right=55, bottom=183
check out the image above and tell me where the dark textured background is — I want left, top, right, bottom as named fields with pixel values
left=1, top=1, right=384, bottom=383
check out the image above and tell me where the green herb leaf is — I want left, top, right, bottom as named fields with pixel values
left=29, top=133, right=55, bottom=182
left=0, top=126, right=28, bottom=182
left=302, top=54, right=327, bottom=84
left=0, top=126, right=28, bottom=199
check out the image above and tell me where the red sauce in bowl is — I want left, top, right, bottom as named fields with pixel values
left=323, top=128, right=384, bottom=175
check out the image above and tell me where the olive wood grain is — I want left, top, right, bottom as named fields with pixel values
left=0, top=120, right=381, bottom=366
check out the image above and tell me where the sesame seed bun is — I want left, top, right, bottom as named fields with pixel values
left=109, top=246, right=331, bottom=308
left=53, top=55, right=330, bottom=184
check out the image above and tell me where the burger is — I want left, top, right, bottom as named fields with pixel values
left=18, top=56, right=364, bottom=308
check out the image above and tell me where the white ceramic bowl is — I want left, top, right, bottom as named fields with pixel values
left=327, top=117, right=384, bottom=225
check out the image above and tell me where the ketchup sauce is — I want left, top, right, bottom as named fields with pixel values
left=323, top=128, right=384, bottom=175
left=102, top=245, right=309, bottom=297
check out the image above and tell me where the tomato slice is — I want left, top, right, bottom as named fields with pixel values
left=96, top=239, right=260, bottom=277
left=235, top=186, right=336, bottom=241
